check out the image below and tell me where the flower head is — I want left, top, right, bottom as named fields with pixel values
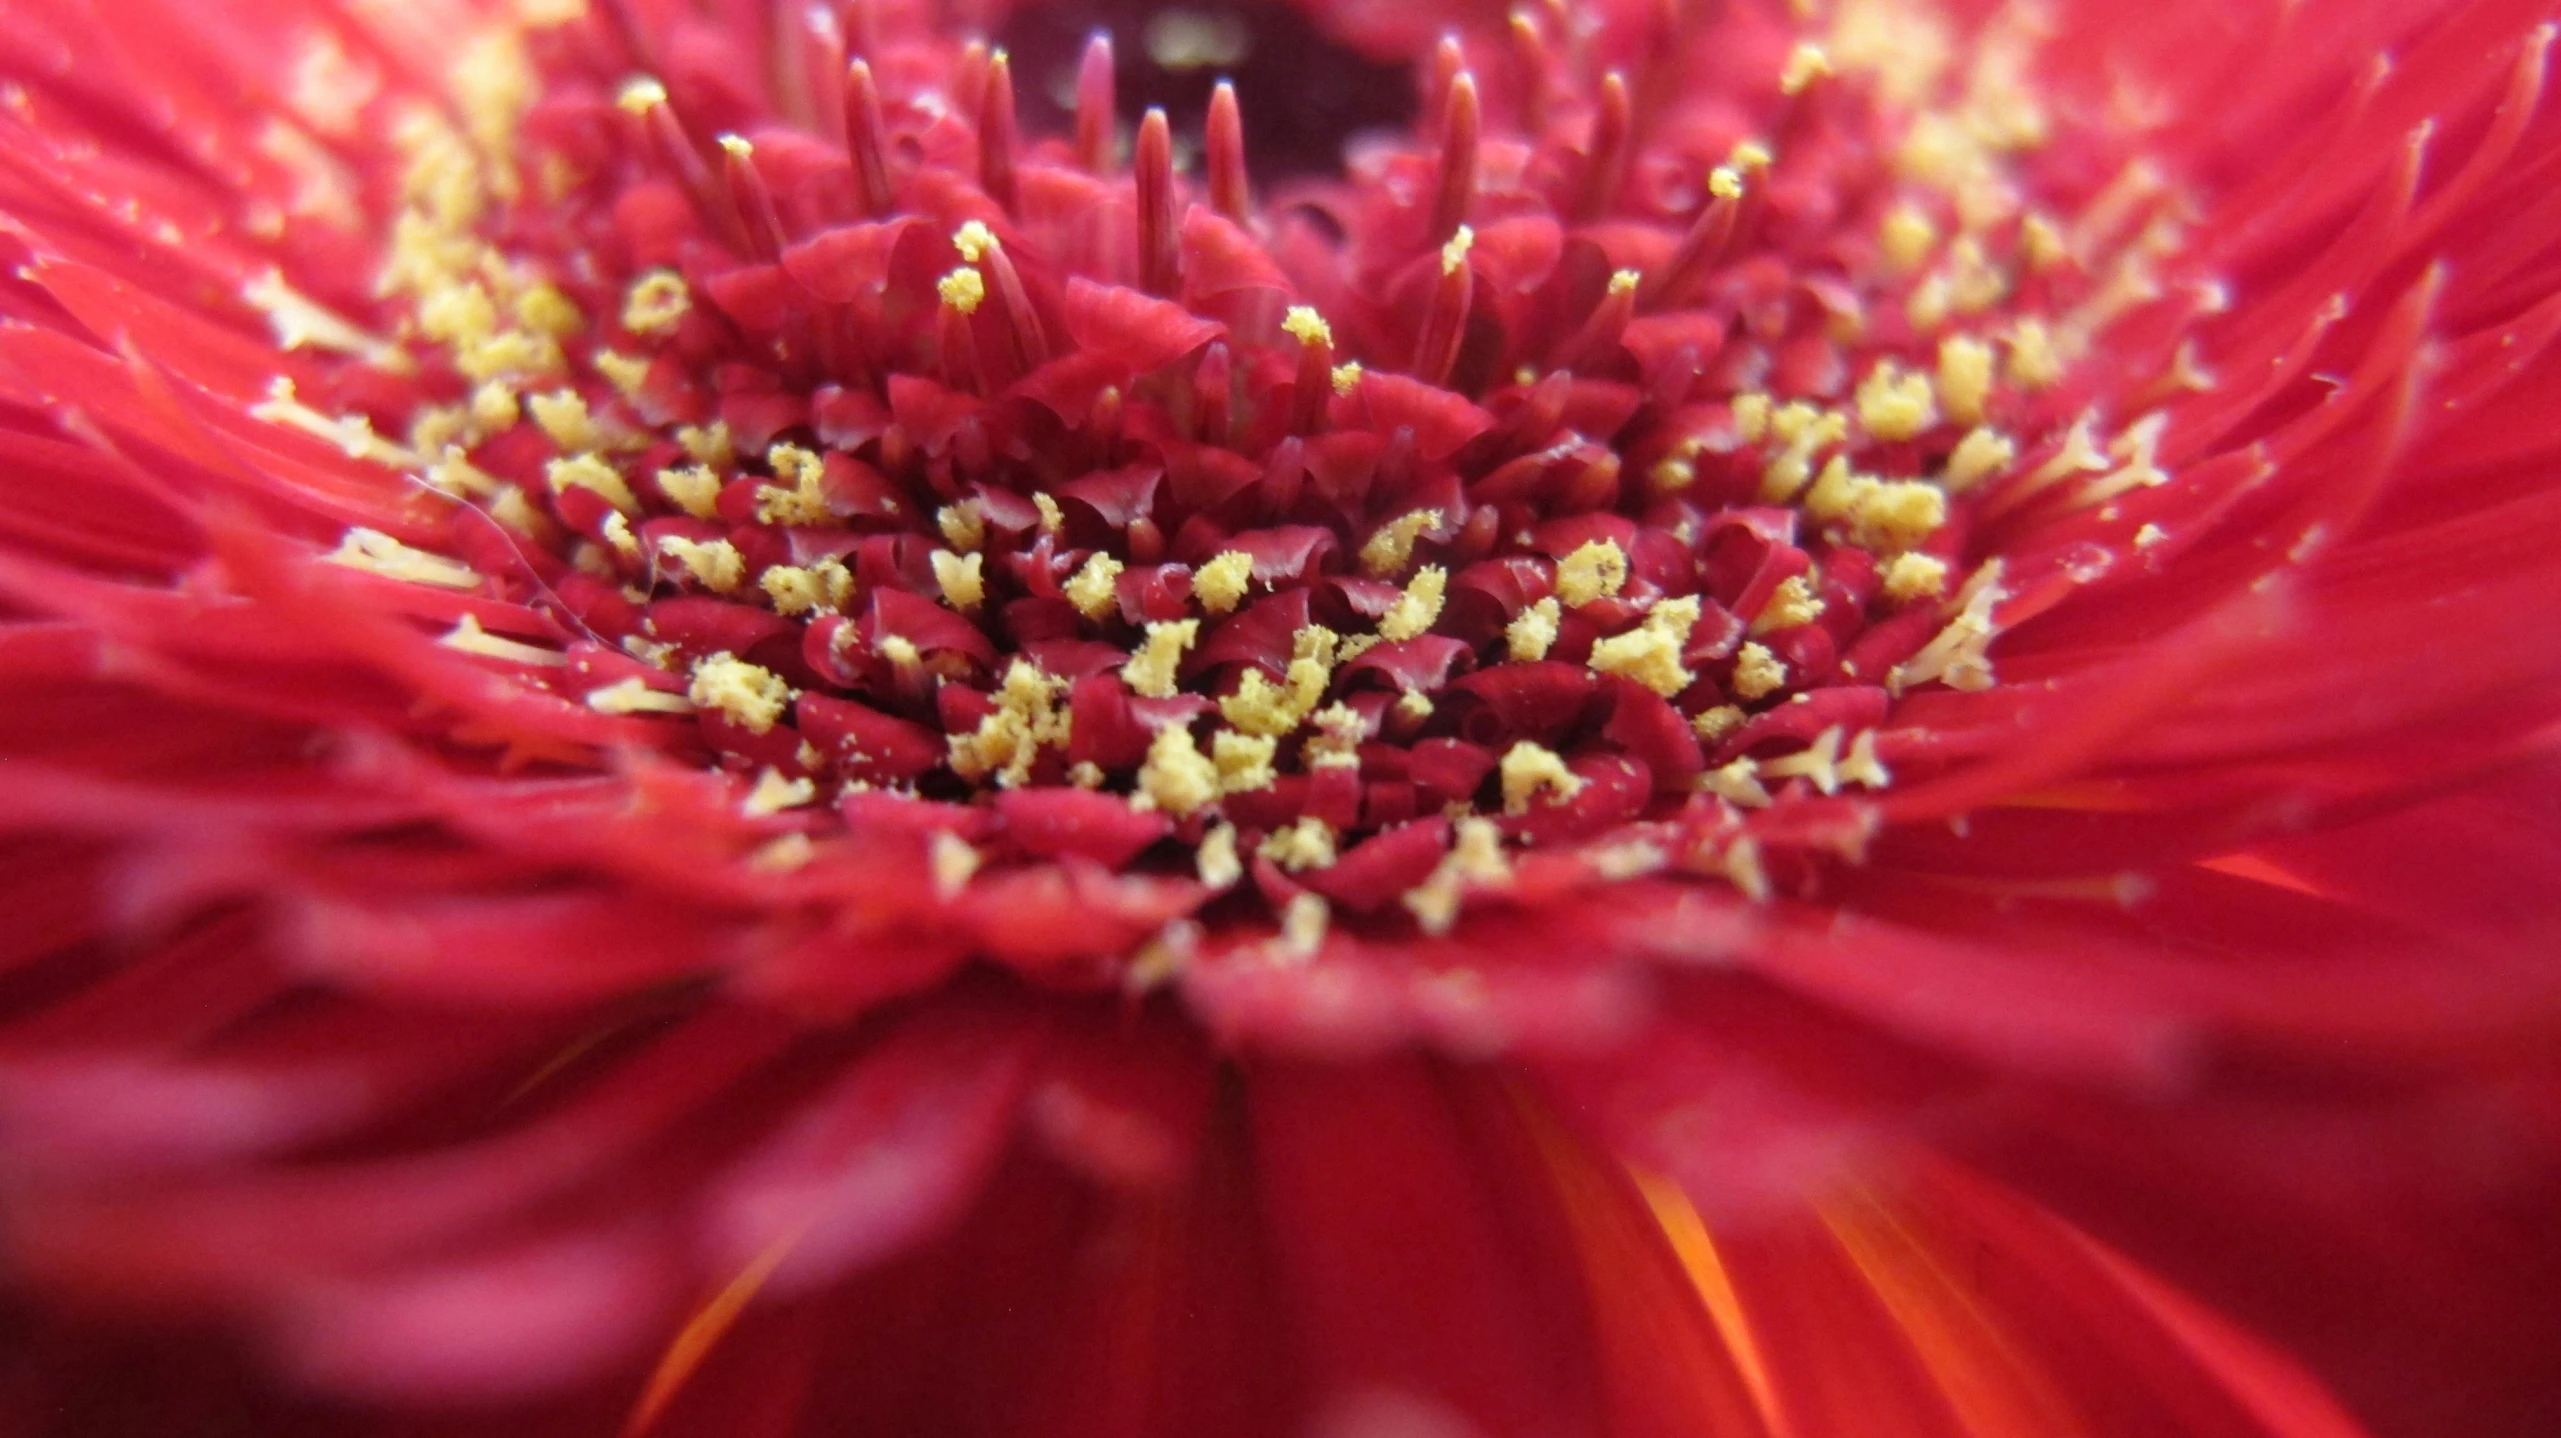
left=1, top=0, right=2558, bottom=1432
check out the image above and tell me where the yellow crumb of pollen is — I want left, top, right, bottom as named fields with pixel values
left=487, top=485, right=546, bottom=538
left=1729, top=139, right=1774, bottom=172
left=936, top=500, right=986, bottom=551
left=1881, top=551, right=1950, bottom=603
left=716, top=133, right=754, bottom=161
left=1752, top=575, right=1825, bottom=635
left=1845, top=478, right=1948, bottom=553
left=1378, top=566, right=1448, bottom=643
left=951, top=220, right=999, bottom=262
left=754, top=443, right=830, bottom=527
left=657, top=535, right=744, bottom=592
left=1501, top=741, right=1585, bottom=815
left=1194, top=550, right=1255, bottom=616
left=460, top=380, right=519, bottom=434
left=1069, top=761, right=1107, bottom=789
left=1197, top=822, right=1243, bottom=888
left=678, top=421, right=736, bottom=469
left=439, top=613, right=563, bottom=666
left=1732, top=641, right=1788, bottom=700
left=1943, top=426, right=2017, bottom=492
left=949, top=660, right=1072, bottom=787
left=641, top=465, right=717, bottom=521
left=1360, top=510, right=1443, bottom=578
left=1731, top=392, right=1773, bottom=443
left=1769, top=400, right=1847, bottom=449
left=688, top=653, right=793, bottom=734
left=545, top=453, right=638, bottom=514
left=1330, top=361, right=1364, bottom=396
left=1065, top=552, right=1125, bottom=620
left=929, top=830, right=980, bottom=898
left=513, top=282, right=583, bottom=339
left=2005, top=316, right=2066, bottom=390
left=937, top=266, right=986, bottom=314
left=1440, top=225, right=1475, bottom=275
left=1855, top=361, right=1937, bottom=442
left=1780, top=42, right=1833, bottom=93
left=1136, top=724, right=1221, bottom=818
left=1506, top=596, right=1562, bottom=662
left=1259, top=816, right=1338, bottom=872
left=1555, top=539, right=1630, bottom=607
left=758, top=560, right=850, bottom=616
left=1282, top=305, right=1333, bottom=348
left=1590, top=596, right=1702, bottom=697
left=456, top=328, right=564, bottom=385
left=615, top=76, right=667, bottom=116
left=1403, top=816, right=1513, bottom=936
left=599, top=510, right=641, bottom=560
left=1033, top=493, right=1065, bottom=533
left=744, top=768, right=817, bottom=816
left=1890, top=559, right=2006, bottom=693
left=623, top=270, right=690, bottom=335
left=1935, top=334, right=1996, bottom=428
left=527, top=389, right=599, bottom=451
left=425, top=447, right=499, bottom=499
left=1608, top=267, right=1643, bottom=296
left=1880, top=203, right=1938, bottom=273
left=2134, top=522, right=2168, bottom=550
left=1277, top=892, right=1328, bottom=960
left=1212, top=730, right=1278, bottom=794
left=931, top=549, right=986, bottom=611
left=1394, top=691, right=1433, bottom=723
left=1708, top=165, right=1744, bottom=201
left=1121, top=620, right=1198, bottom=699
left=1303, top=703, right=1366, bottom=769
left=593, top=349, right=650, bottom=399
left=1691, top=704, right=1747, bottom=743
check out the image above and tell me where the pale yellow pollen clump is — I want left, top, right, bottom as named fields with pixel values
left=1936, top=334, right=1996, bottom=428
left=678, top=421, right=736, bottom=469
left=326, top=528, right=483, bottom=590
left=1780, top=42, right=1833, bottom=94
left=930, top=550, right=986, bottom=611
left=657, top=535, right=744, bottom=592
left=1879, top=203, right=1938, bottom=273
left=1121, top=620, right=1198, bottom=699
left=1506, top=597, right=1562, bottom=662
left=937, top=266, right=987, bottom=314
left=1197, top=822, right=1243, bottom=888
left=1330, top=361, right=1364, bottom=396
left=1065, top=552, right=1125, bottom=619
left=744, top=768, right=818, bottom=816
left=1691, top=704, right=1747, bottom=743
left=1194, top=550, right=1254, bottom=615
left=1360, top=510, right=1443, bottom=578
left=1282, top=306, right=1333, bottom=348
left=689, top=653, right=794, bottom=734
left=1751, top=575, right=1826, bottom=635
left=599, top=510, right=641, bottom=560
left=1891, top=560, right=2006, bottom=693
left=527, top=389, right=599, bottom=450
left=1032, top=493, right=1065, bottom=533
left=754, top=443, right=830, bottom=527
left=1881, top=552, right=1950, bottom=604
left=514, top=283, right=583, bottom=339
left=1708, top=165, right=1745, bottom=201
left=1440, top=225, right=1476, bottom=275
left=1855, top=360, right=1937, bottom=442
left=1608, top=268, right=1642, bottom=297
left=936, top=500, right=986, bottom=551
left=952, top=219, right=999, bottom=262
left=1136, top=724, right=1220, bottom=817
left=623, top=270, right=690, bottom=335
left=1401, top=816, right=1511, bottom=936
left=1555, top=539, right=1630, bottom=607
left=1732, top=641, right=1788, bottom=700
left=1220, top=625, right=1340, bottom=737
left=1589, top=596, right=1703, bottom=697
left=1844, top=478, right=1948, bottom=553
left=1378, top=566, right=1448, bottom=643
left=2005, top=316, right=2066, bottom=390
left=1212, top=731, right=1278, bottom=794
left=1259, top=816, right=1338, bottom=872
left=1942, top=426, right=2017, bottom=492
left=470, top=380, right=523, bottom=433
left=546, top=453, right=639, bottom=513
left=1731, top=391, right=1773, bottom=443
left=1303, top=703, right=1366, bottom=769
left=586, top=676, right=695, bottom=716
left=748, top=832, right=814, bottom=874
left=949, top=661, right=1072, bottom=787
left=759, top=559, right=852, bottom=617
left=929, top=831, right=980, bottom=898
left=1501, top=741, right=1585, bottom=815
left=2020, top=213, right=2069, bottom=271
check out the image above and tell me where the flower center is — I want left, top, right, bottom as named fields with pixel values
left=297, top=0, right=2193, bottom=948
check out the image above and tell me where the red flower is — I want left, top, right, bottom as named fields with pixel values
left=1, top=0, right=2556, bottom=1432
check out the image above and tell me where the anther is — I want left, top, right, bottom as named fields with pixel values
left=1283, top=306, right=1335, bottom=435
left=1575, top=71, right=1632, bottom=223
left=623, top=79, right=722, bottom=222
left=1075, top=33, right=1117, bottom=174
left=1430, top=71, right=1480, bottom=245
left=1557, top=268, right=1639, bottom=371
left=1205, top=81, right=1250, bottom=222
left=979, top=48, right=1019, bottom=214
left=718, top=135, right=788, bottom=262
left=1136, top=107, right=1179, bottom=296
left=1414, top=227, right=1475, bottom=385
left=843, top=59, right=895, bottom=218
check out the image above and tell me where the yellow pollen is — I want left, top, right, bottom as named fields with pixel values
left=1194, top=550, right=1255, bottom=616
left=760, top=560, right=852, bottom=617
left=1259, top=817, right=1338, bottom=872
left=1943, top=426, right=2017, bottom=492
left=616, top=77, right=668, bottom=115
left=1330, top=361, right=1364, bottom=395
left=744, top=769, right=818, bottom=816
left=1844, top=478, right=1947, bottom=553
left=1197, top=822, right=1243, bottom=887
left=1277, top=892, right=1328, bottom=960
left=2005, top=316, right=2066, bottom=390
left=715, top=133, right=753, bottom=161
left=1282, top=305, right=1333, bottom=348
left=1936, top=335, right=1996, bottom=427
left=1854, top=361, right=1938, bottom=442
left=1890, top=560, right=2005, bottom=693
left=1136, top=724, right=1221, bottom=817
left=1303, top=703, right=1366, bottom=768
left=326, top=528, right=482, bottom=589
left=1555, top=539, right=1630, bottom=607
left=936, top=500, right=986, bottom=551
left=937, top=266, right=987, bottom=314
left=527, top=389, right=599, bottom=450
left=1506, top=597, right=1561, bottom=661
left=1500, top=741, right=1585, bottom=815
left=655, top=464, right=722, bottom=520
left=1378, top=566, right=1448, bottom=642
left=949, top=660, right=1072, bottom=787
left=657, top=535, right=745, bottom=592
left=1880, top=552, right=1950, bottom=603
left=1691, top=704, right=1747, bottom=743
left=1751, top=575, right=1825, bottom=635
left=688, top=653, right=793, bottom=734
left=623, top=270, right=690, bottom=335
left=586, top=675, right=694, bottom=716
left=1359, top=510, right=1443, bottom=578
left=1212, top=730, right=1278, bottom=793
left=754, top=443, right=830, bottom=527
left=931, top=550, right=986, bottom=611
left=678, top=421, right=736, bottom=468
left=546, top=452, right=639, bottom=513
left=1732, top=641, right=1788, bottom=700
left=1707, top=166, right=1744, bottom=201
left=1780, top=43, right=1833, bottom=94
left=1731, top=392, right=1773, bottom=443
left=952, top=220, right=999, bottom=262
left=1065, top=552, right=1126, bottom=620
left=1879, top=204, right=1938, bottom=273
left=929, top=831, right=980, bottom=898
left=599, top=510, right=640, bottom=559
left=1589, top=595, right=1702, bottom=697
left=1440, top=225, right=1475, bottom=275
left=1033, top=493, right=1065, bottom=533
left=1608, top=268, right=1642, bottom=295
left=2020, top=213, right=2069, bottom=271
left=1728, top=140, right=1774, bottom=172
left=593, top=349, right=650, bottom=398
left=1121, top=620, right=1198, bottom=699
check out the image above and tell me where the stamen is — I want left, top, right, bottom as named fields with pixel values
left=717, top=135, right=787, bottom=262
left=1575, top=71, right=1632, bottom=223
left=1135, top=107, right=1178, bottom=296
left=1430, top=72, right=1480, bottom=245
left=978, top=49, right=1019, bottom=214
